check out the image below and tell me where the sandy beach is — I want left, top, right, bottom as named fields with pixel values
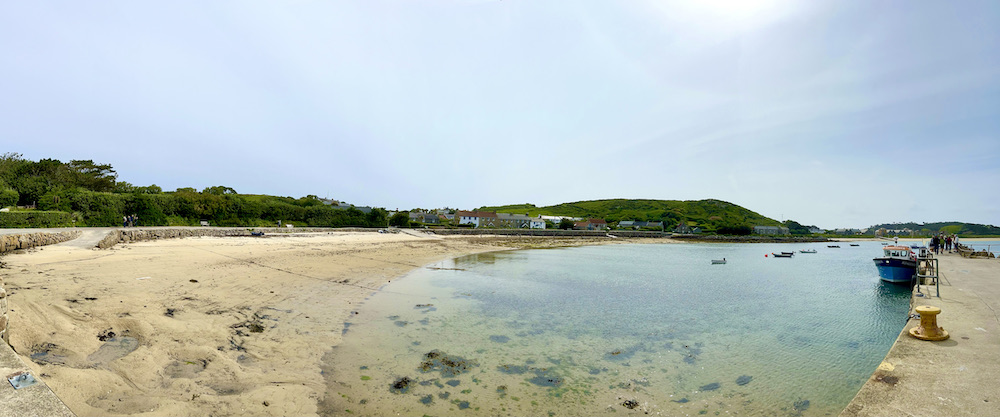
left=0, top=231, right=639, bottom=416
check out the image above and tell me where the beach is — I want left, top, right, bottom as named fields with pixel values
left=0, top=231, right=636, bottom=416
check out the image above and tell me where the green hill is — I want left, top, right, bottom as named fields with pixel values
left=478, top=199, right=782, bottom=232
left=868, top=222, right=1000, bottom=236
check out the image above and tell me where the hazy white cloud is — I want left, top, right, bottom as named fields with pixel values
left=2, top=0, right=998, bottom=228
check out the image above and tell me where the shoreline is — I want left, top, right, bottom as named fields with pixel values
left=0, top=231, right=641, bottom=416
left=4, top=231, right=992, bottom=416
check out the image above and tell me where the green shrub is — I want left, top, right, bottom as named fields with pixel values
left=0, top=188, right=17, bottom=207
left=0, top=210, right=73, bottom=228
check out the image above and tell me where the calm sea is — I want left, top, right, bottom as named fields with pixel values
left=323, top=242, right=911, bottom=416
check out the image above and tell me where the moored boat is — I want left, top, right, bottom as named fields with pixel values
left=771, top=252, right=793, bottom=258
left=828, top=245, right=840, bottom=248
left=799, top=249, right=817, bottom=253
left=873, top=245, right=917, bottom=284
left=711, top=258, right=726, bottom=264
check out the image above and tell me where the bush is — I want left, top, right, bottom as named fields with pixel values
left=0, top=211, right=74, bottom=228
left=716, top=225, right=752, bottom=235
left=389, top=212, right=409, bottom=227
left=0, top=188, right=17, bottom=207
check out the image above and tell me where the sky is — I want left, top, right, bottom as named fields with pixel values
left=3, top=1, right=998, bottom=229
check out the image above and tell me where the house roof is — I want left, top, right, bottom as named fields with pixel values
left=456, top=210, right=498, bottom=218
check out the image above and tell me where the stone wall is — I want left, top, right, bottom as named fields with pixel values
left=95, top=227, right=374, bottom=249
left=0, top=231, right=82, bottom=254
left=0, top=230, right=81, bottom=343
left=427, top=229, right=668, bottom=238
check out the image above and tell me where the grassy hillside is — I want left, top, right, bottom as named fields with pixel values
left=869, top=222, right=1000, bottom=236
left=478, top=199, right=782, bottom=231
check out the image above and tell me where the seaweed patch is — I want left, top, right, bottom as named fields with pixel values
left=418, top=350, right=478, bottom=377
left=389, top=376, right=413, bottom=394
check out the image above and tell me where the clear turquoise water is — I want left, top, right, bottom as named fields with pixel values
left=324, top=242, right=911, bottom=416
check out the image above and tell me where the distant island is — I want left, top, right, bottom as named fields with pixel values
left=1, top=153, right=997, bottom=236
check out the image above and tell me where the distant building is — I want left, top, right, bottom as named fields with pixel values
left=539, top=215, right=581, bottom=225
left=753, top=225, right=790, bottom=235
left=673, top=222, right=700, bottom=234
left=409, top=212, right=439, bottom=224
left=330, top=202, right=373, bottom=214
left=618, top=220, right=663, bottom=230
left=574, top=218, right=607, bottom=231
left=456, top=211, right=498, bottom=228
left=496, top=213, right=546, bottom=229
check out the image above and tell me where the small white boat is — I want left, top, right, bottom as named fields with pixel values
left=799, top=249, right=817, bottom=254
left=711, top=258, right=727, bottom=264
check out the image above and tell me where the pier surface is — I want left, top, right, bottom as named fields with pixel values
left=0, top=343, right=74, bottom=417
left=841, top=252, right=1000, bottom=416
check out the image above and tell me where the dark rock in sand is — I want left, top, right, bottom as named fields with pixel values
left=793, top=399, right=810, bottom=412
left=699, top=382, right=721, bottom=391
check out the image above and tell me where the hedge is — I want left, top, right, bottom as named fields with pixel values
left=0, top=211, right=74, bottom=228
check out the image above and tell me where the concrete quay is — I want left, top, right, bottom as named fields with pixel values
left=841, top=251, right=1000, bottom=416
left=0, top=343, right=74, bottom=417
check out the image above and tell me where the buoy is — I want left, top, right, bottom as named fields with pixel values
left=909, top=305, right=949, bottom=341
left=764, top=254, right=768, bottom=257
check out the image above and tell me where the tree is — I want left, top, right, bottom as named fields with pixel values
left=114, top=181, right=137, bottom=193
left=136, top=184, right=162, bottom=194
left=389, top=212, right=409, bottom=227
left=67, top=160, right=117, bottom=192
left=559, top=218, right=574, bottom=230
left=716, top=224, right=752, bottom=235
left=202, top=186, right=237, bottom=195
left=783, top=220, right=812, bottom=235
left=0, top=187, right=17, bottom=207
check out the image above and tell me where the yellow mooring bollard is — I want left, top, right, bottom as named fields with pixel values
left=909, top=305, right=950, bottom=341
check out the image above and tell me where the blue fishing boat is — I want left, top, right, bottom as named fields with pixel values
left=873, top=245, right=917, bottom=284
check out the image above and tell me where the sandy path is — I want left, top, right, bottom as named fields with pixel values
left=1, top=232, right=524, bottom=416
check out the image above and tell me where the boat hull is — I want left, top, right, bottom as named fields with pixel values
left=874, top=257, right=917, bottom=283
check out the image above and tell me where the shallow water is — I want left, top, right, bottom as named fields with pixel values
left=323, top=242, right=910, bottom=416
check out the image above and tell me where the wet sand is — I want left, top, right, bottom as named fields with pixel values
left=0, top=231, right=646, bottom=416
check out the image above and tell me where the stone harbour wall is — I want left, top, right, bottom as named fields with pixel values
left=94, top=227, right=373, bottom=249
left=0, top=230, right=82, bottom=343
left=0, top=231, right=82, bottom=255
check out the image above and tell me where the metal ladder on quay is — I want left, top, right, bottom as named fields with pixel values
left=914, top=253, right=940, bottom=298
